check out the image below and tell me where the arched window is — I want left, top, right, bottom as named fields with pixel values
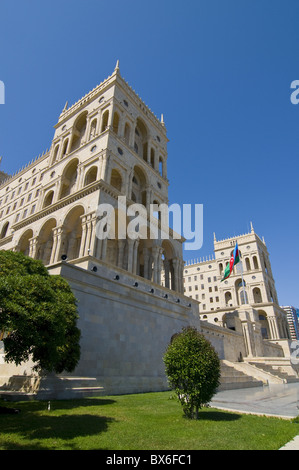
left=112, top=112, right=120, bottom=134
left=219, top=263, right=223, bottom=275
left=43, top=191, right=54, bottom=208
left=124, top=123, right=130, bottom=145
left=0, top=222, right=9, bottom=239
left=159, top=156, right=164, bottom=176
left=131, top=166, right=147, bottom=206
left=59, top=159, right=79, bottom=199
left=258, top=311, right=270, bottom=339
left=110, top=169, right=122, bottom=192
left=61, top=206, right=85, bottom=261
left=52, top=144, right=59, bottom=163
left=253, top=287, right=262, bottom=303
left=235, top=278, right=248, bottom=305
left=89, top=119, right=97, bottom=140
left=61, top=139, right=69, bottom=159
left=245, top=257, right=251, bottom=271
left=84, top=166, right=98, bottom=186
left=101, top=110, right=109, bottom=132
left=18, top=229, right=33, bottom=257
left=225, top=291, right=232, bottom=306
left=134, top=118, right=148, bottom=161
left=253, top=256, right=259, bottom=270
left=150, top=148, right=155, bottom=168
left=240, top=289, right=248, bottom=305
left=37, top=218, right=56, bottom=265
left=70, top=112, right=87, bottom=152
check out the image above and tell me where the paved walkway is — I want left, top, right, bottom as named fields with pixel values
left=210, top=383, right=299, bottom=450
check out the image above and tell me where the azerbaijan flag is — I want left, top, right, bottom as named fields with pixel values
left=221, top=242, right=240, bottom=281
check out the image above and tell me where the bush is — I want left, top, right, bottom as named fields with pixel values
left=163, top=326, right=221, bottom=419
left=0, top=250, right=80, bottom=374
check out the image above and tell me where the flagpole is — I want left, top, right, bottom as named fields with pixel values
left=238, top=243, right=247, bottom=304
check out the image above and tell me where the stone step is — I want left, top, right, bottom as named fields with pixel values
left=218, top=361, right=263, bottom=391
left=248, top=362, right=299, bottom=384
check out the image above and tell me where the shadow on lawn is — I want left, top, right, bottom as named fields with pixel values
left=0, top=398, right=117, bottom=450
left=198, top=410, right=241, bottom=421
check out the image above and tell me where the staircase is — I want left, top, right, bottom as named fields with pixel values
left=218, top=361, right=264, bottom=390
left=218, top=358, right=299, bottom=391
left=0, top=375, right=106, bottom=401
left=247, top=360, right=299, bottom=384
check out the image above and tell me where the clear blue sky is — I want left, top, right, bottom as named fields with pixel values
left=0, top=0, right=298, bottom=306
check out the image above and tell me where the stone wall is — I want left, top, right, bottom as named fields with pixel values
left=46, top=259, right=201, bottom=395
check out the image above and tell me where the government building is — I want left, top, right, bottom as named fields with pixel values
left=0, top=64, right=298, bottom=399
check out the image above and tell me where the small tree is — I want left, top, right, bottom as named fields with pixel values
left=163, top=326, right=221, bottom=419
left=0, top=250, right=80, bottom=374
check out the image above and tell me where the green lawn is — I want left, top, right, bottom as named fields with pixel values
left=0, top=391, right=298, bottom=450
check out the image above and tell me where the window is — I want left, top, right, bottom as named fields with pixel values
left=20, top=198, right=24, bottom=207
left=188, top=277, right=191, bottom=282
left=200, top=274, right=203, bottom=280
left=195, top=285, right=198, bottom=291
left=202, top=294, right=205, bottom=299
left=31, top=205, right=36, bottom=214
left=213, top=276, right=217, bottom=281
left=216, top=297, right=219, bottom=302
left=202, top=304, right=206, bottom=310
left=188, top=286, right=192, bottom=292
left=210, top=298, right=213, bottom=303
left=201, top=284, right=204, bottom=289
left=214, top=286, right=218, bottom=292
left=209, top=287, right=212, bottom=293
left=208, top=277, right=211, bottom=282
left=194, top=275, right=197, bottom=281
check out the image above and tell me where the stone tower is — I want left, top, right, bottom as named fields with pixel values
left=0, top=62, right=184, bottom=292
left=183, top=225, right=290, bottom=358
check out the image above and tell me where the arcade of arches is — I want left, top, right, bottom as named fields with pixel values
left=15, top=206, right=184, bottom=294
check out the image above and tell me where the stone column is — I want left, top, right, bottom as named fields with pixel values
left=29, top=236, right=38, bottom=259
left=117, top=239, right=126, bottom=269
left=172, top=258, right=180, bottom=292
left=127, top=238, right=135, bottom=273
left=157, top=247, right=163, bottom=285
left=132, top=238, right=140, bottom=275
left=152, top=246, right=160, bottom=284
left=50, top=226, right=63, bottom=264
left=142, top=247, right=149, bottom=279
left=79, top=215, right=87, bottom=258
left=89, top=215, right=98, bottom=257
left=164, top=259, right=170, bottom=289
left=85, top=215, right=93, bottom=256
left=269, top=316, right=280, bottom=339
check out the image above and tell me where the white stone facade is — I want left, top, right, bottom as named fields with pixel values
left=0, top=64, right=200, bottom=397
